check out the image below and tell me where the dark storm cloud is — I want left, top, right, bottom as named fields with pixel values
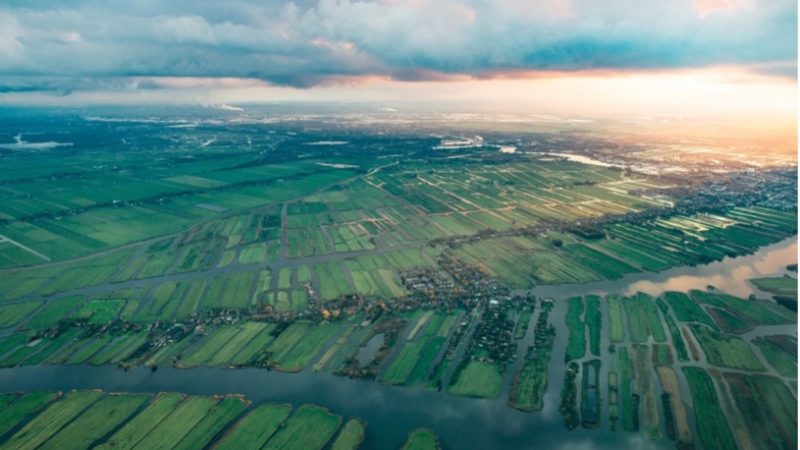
left=0, top=0, right=795, bottom=93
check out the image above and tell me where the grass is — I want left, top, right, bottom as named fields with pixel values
left=178, top=326, right=244, bottom=368
left=76, top=299, right=124, bottom=325
left=690, top=290, right=795, bottom=326
left=214, top=403, right=291, bottom=450
left=0, top=301, right=42, bottom=328
left=66, top=334, right=116, bottom=365
left=564, top=297, right=585, bottom=362
left=662, top=291, right=717, bottom=329
left=508, top=304, right=554, bottom=411
left=608, top=296, right=625, bottom=343
left=508, top=358, right=548, bottom=411
left=655, top=299, right=689, bottom=362
left=725, top=373, right=797, bottom=450
left=0, top=391, right=59, bottom=437
left=682, top=367, right=737, bottom=450
left=748, top=375, right=797, bottom=449
left=22, top=328, right=84, bottom=365
left=88, top=330, right=150, bottom=365
left=630, top=344, right=659, bottom=437
left=0, top=390, right=103, bottom=450
left=262, top=322, right=310, bottom=363
left=27, top=295, right=85, bottom=329
left=97, top=393, right=186, bottom=450
left=402, top=428, right=439, bottom=450
left=228, top=323, right=277, bottom=366
left=690, top=325, right=764, bottom=371
left=381, top=312, right=448, bottom=386
left=206, top=322, right=269, bottom=367
left=238, top=243, right=268, bottom=265
left=0, top=149, right=354, bottom=268
left=38, top=394, right=148, bottom=450
left=330, top=418, right=366, bottom=450
left=707, top=307, right=752, bottom=334
left=618, top=347, right=635, bottom=432
left=622, top=293, right=666, bottom=343
left=172, top=396, right=248, bottom=450
left=585, top=295, right=601, bottom=356
left=406, top=336, right=447, bottom=386
left=263, top=404, right=342, bottom=450
left=751, top=275, right=797, bottom=297
left=130, top=396, right=218, bottom=450
left=381, top=338, right=427, bottom=384
left=43, top=333, right=92, bottom=365
left=0, top=335, right=48, bottom=367
left=278, top=268, right=292, bottom=289
left=448, top=360, right=503, bottom=399
left=753, top=335, right=796, bottom=378
left=655, top=366, right=692, bottom=445
left=315, top=261, right=354, bottom=301
left=275, top=321, right=341, bottom=372
left=514, top=309, right=532, bottom=340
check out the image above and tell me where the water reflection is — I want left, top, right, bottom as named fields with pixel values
left=0, top=364, right=670, bottom=450
left=529, top=237, right=797, bottom=299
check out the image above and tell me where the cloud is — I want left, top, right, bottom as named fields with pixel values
left=0, top=0, right=795, bottom=94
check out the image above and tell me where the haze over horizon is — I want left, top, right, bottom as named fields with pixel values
left=2, top=0, right=796, bottom=154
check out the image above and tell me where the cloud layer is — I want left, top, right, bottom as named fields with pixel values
left=0, top=0, right=795, bottom=94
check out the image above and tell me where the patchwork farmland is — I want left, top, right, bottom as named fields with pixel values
left=0, top=113, right=796, bottom=449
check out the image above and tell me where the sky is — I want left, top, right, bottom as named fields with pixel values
left=0, top=0, right=796, bottom=126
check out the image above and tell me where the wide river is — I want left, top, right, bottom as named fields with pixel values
left=526, top=236, right=797, bottom=300
left=0, top=236, right=796, bottom=450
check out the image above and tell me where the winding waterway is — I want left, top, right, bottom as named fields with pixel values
left=526, top=236, right=797, bottom=300
left=0, top=237, right=795, bottom=449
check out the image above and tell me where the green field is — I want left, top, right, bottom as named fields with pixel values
left=690, top=290, right=795, bottom=326
left=274, top=321, right=341, bottom=372
left=690, top=325, right=765, bottom=371
left=0, top=392, right=59, bottom=438
left=608, top=296, right=625, bottom=343
left=448, top=361, right=503, bottom=399
left=508, top=305, right=554, bottom=412
left=725, top=373, right=798, bottom=450
left=205, top=322, right=270, bottom=367
left=130, top=396, right=219, bottom=450
left=178, top=326, right=244, bottom=368
left=585, top=296, right=601, bottom=357
left=0, top=390, right=377, bottom=450
left=172, top=396, right=249, bottom=450
left=662, top=291, right=717, bottom=329
left=753, top=335, right=797, bottom=377
left=622, top=293, right=666, bottom=343
left=263, top=405, right=342, bottom=450
left=751, top=275, right=798, bottom=297
left=381, top=311, right=453, bottom=386
left=618, top=347, right=635, bottom=432
left=0, top=302, right=41, bottom=328
left=402, top=428, right=440, bottom=450
left=656, top=299, right=689, bottom=362
left=564, top=297, right=585, bottom=362
left=96, top=393, right=186, bottom=450
left=214, top=403, right=291, bottom=450
left=0, top=390, right=103, bottom=450
left=682, top=367, right=737, bottom=450
left=330, top=418, right=366, bottom=450
left=38, top=394, right=148, bottom=450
